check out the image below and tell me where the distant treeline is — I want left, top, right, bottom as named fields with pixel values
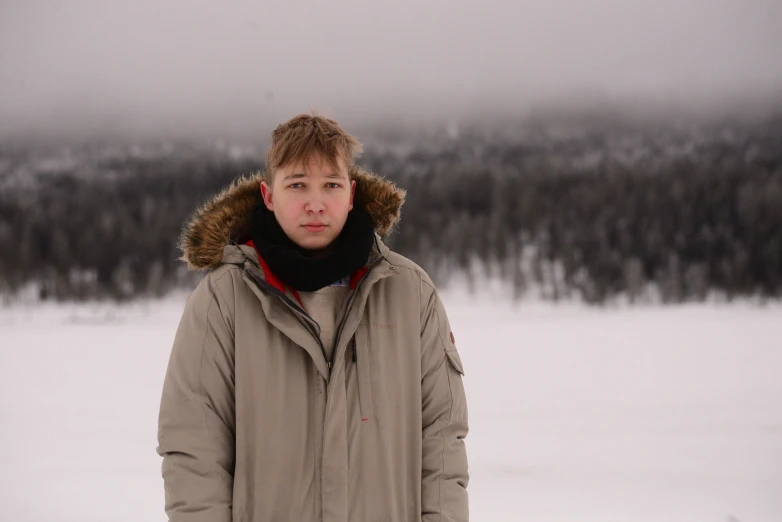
left=387, top=159, right=781, bottom=303
left=1, top=118, right=781, bottom=303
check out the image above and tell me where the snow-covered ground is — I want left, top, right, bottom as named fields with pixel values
left=1, top=290, right=781, bottom=522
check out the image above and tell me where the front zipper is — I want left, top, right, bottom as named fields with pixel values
left=245, top=256, right=391, bottom=378
left=328, top=255, right=387, bottom=367
left=245, top=267, right=331, bottom=370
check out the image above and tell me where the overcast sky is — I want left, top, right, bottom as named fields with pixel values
left=1, top=0, right=781, bottom=139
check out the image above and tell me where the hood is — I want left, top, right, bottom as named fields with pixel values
left=178, top=166, right=406, bottom=271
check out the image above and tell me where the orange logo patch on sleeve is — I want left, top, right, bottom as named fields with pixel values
left=450, top=331, right=455, bottom=345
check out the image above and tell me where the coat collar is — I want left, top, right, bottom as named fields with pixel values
left=177, top=166, right=406, bottom=271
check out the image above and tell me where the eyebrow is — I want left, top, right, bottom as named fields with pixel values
left=282, top=172, right=347, bottom=180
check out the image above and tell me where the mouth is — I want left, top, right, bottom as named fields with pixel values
left=303, top=223, right=328, bottom=232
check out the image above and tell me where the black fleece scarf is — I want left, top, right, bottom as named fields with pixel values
left=249, top=203, right=376, bottom=292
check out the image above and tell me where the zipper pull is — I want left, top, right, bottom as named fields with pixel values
left=327, top=360, right=333, bottom=371
left=352, top=338, right=357, bottom=363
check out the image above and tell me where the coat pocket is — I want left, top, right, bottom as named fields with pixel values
left=352, top=330, right=375, bottom=421
left=444, top=348, right=467, bottom=423
left=445, top=348, right=465, bottom=376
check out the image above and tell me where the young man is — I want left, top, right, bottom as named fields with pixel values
left=156, top=113, right=469, bottom=522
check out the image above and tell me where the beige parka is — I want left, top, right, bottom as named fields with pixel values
left=156, top=167, right=469, bottom=522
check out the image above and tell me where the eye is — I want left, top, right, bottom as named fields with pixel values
left=326, top=182, right=341, bottom=189
left=288, top=182, right=304, bottom=189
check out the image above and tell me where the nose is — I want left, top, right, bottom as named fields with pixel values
left=305, top=197, right=325, bottom=214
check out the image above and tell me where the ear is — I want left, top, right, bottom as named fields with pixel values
left=349, top=179, right=356, bottom=211
left=260, top=180, right=274, bottom=211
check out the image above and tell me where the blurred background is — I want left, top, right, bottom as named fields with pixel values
left=1, top=1, right=781, bottom=521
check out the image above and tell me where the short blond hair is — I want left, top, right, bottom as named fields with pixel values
left=265, top=112, right=363, bottom=182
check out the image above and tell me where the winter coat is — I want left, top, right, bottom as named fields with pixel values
left=156, top=167, right=469, bottom=522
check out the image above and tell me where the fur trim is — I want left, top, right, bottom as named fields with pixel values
left=178, top=166, right=406, bottom=270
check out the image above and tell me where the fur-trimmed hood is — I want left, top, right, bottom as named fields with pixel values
left=178, top=166, right=406, bottom=271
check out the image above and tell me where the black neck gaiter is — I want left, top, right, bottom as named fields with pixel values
left=249, top=203, right=376, bottom=292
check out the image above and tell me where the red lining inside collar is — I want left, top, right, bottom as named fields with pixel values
left=245, top=240, right=367, bottom=304
left=245, top=240, right=302, bottom=306
left=349, top=267, right=369, bottom=290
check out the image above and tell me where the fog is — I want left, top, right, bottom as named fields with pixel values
left=1, top=0, right=781, bottom=139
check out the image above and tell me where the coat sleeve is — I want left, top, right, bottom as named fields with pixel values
left=420, top=280, right=470, bottom=522
left=156, top=272, right=236, bottom=522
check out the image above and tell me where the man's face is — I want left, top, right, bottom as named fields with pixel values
left=260, top=154, right=356, bottom=251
